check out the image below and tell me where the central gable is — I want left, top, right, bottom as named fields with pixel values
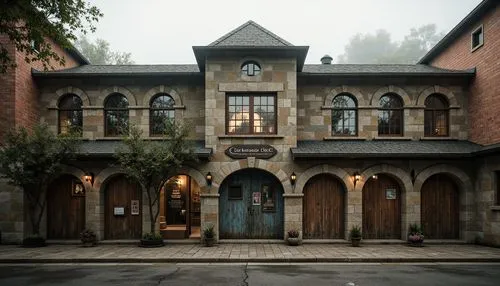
left=209, top=20, right=293, bottom=47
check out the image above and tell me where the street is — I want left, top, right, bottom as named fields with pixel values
left=0, top=263, right=499, bottom=286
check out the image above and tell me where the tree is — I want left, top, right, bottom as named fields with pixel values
left=115, top=121, right=197, bottom=237
left=337, top=24, right=444, bottom=64
left=0, top=0, right=102, bottom=73
left=74, top=36, right=134, bottom=65
left=0, top=124, right=80, bottom=242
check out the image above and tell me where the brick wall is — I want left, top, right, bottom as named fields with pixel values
left=0, top=36, right=80, bottom=142
left=430, top=5, right=500, bottom=146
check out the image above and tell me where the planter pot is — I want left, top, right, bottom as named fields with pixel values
left=351, top=237, right=361, bottom=247
left=82, top=241, right=97, bottom=247
left=204, top=237, right=215, bottom=247
left=287, top=237, right=300, bottom=246
left=139, top=239, right=165, bottom=248
left=408, top=240, right=424, bottom=247
left=22, top=236, right=47, bottom=248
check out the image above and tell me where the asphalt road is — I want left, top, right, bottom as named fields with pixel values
left=0, top=263, right=499, bottom=286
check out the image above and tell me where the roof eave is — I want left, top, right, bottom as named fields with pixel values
left=418, top=0, right=497, bottom=64
left=290, top=152, right=475, bottom=160
left=298, top=71, right=476, bottom=78
left=31, top=69, right=203, bottom=78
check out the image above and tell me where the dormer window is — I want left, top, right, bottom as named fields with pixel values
left=241, top=61, right=261, bottom=76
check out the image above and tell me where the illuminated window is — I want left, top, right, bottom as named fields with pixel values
left=227, top=93, right=276, bottom=135
left=58, top=94, right=82, bottom=135
left=424, top=94, right=449, bottom=137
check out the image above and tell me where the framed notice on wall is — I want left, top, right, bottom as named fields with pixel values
left=114, top=207, right=125, bottom=216
left=252, top=192, right=261, bottom=205
left=131, top=200, right=140, bottom=215
left=386, top=189, right=397, bottom=200
left=72, top=181, right=85, bottom=197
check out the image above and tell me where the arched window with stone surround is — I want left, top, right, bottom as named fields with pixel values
left=150, top=93, right=175, bottom=136
left=58, top=94, right=83, bottom=135
left=424, top=94, right=449, bottom=137
left=104, top=93, right=129, bottom=136
left=378, top=93, right=404, bottom=136
left=332, top=93, right=357, bottom=136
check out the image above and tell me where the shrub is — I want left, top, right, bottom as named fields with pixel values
left=80, top=229, right=97, bottom=243
left=349, top=225, right=362, bottom=239
left=142, top=232, right=163, bottom=241
left=203, top=224, right=215, bottom=239
left=287, top=229, right=300, bottom=238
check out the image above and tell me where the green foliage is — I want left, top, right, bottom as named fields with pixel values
left=287, top=229, right=300, bottom=238
left=337, top=24, right=445, bottom=64
left=80, top=229, right=97, bottom=243
left=0, top=123, right=81, bottom=235
left=408, top=223, right=423, bottom=235
left=142, top=232, right=163, bottom=241
left=0, top=0, right=103, bottom=73
left=203, top=224, right=215, bottom=239
left=115, top=120, right=198, bottom=234
left=74, top=36, right=134, bottom=65
left=349, top=225, right=362, bottom=239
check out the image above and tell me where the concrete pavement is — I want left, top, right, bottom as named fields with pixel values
left=1, top=243, right=500, bottom=263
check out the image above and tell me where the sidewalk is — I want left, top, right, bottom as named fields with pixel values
left=1, top=243, right=500, bottom=263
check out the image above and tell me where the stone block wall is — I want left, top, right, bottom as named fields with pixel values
left=0, top=180, right=24, bottom=243
left=475, top=155, right=500, bottom=246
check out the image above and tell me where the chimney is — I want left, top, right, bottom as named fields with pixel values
left=320, top=54, right=333, bottom=65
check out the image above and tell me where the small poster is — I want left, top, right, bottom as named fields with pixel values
left=131, top=200, right=140, bottom=215
left=386, top=189, right=397, bottom=200
left=114, top=207, right=125, bottom=216
left=72, top=181, right=85, bottom=197
left=252, top=192, right=261, bottom=205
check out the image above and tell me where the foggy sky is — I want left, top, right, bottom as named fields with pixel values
left=85, top=0, right=482, bottom=64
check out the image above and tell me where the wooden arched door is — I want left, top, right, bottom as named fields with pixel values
left=421, top=174, right=459, bottom=239
left=362, top=174, right=401, bottom=239
left=105, top=175, right=142, bottom=239
left=303, top=174, right=345, bottom=239
left=47, top=175, right=86, bottom=239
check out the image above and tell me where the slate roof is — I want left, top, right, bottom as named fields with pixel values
left=301, top=64, right=475, bottom=76
left=209, top=20, right=293, bottom=47
left=31, top=64, right=200, bottom=77
left=419, top=0, right=497, bottom=64
left=291, top=140, right=482, bottom=159
left=77, top=140, right=212, bottom=158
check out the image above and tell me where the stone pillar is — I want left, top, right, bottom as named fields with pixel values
left=0, top=180, right=24, bottom=243
left=347, top=188, right=362, bottom=240
left=283, top=193, right=303, bottom=239
left=200, top=193, right=219, bottom=241
left=85, top=182, right=102, bottom=240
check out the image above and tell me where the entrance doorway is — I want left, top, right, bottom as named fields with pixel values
left=159, top=175, right=201, bottom=239
left=219, top=168, right=284, bottom=239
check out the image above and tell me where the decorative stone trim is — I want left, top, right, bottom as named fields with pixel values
left=143, top=85, right=183, bottom=106
left=355, top=164, right=413, bottom=193
left=98, top=86, right=137, bottom=106
left=324, top=85, right=366, bottom=107
left=370, top=85, right=412, bottom=106
left=218, top=82, right=284, bottom=92
left=283, top=193, right=304, bottom=197
left=218, top=135, right=284, bottom=139
left=200, top=193, right=220, bottom=197
left=294, top=164, right=353, bottom=194
left=416, top=85, right=459, bottom=106
left=52, top=86, right=91, bottom=107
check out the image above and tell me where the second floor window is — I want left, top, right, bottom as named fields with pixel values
left=241, top=61, right=261, bottom=76
left=227, top=93, right=276, bottom=135
left=378, top=93, right=403, bottom=136
left=58, top=94, right=83, bottom=135
left=150, top=94, right=175, bottom=136
left=424, top=94, right=449, bottom=137
left=104, top=93, right=129, bottom=136
left=332, top=94, right=357, bottom=136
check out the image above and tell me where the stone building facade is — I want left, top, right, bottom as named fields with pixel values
left=1, top=2, right=499, bottom=246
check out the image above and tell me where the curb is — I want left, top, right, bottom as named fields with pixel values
left=1, top=257, right=500, bottom=264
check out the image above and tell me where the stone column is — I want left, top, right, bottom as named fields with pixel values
left=200, top=193, right=219, bottom=241
left=347, top=188, right=362, bottom=240
left=283, top=193, right=303, bottom=239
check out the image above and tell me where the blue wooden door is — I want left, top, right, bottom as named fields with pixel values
left=219, top=169, right=284, bottom=239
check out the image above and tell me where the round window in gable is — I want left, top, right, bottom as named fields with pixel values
left=241, top=61, right=261, bottom=76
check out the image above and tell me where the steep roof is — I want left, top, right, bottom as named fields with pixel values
left=209, top=20, right=293, bottom=46
left=301, top=64, right=475, bottom=76
left=418, top=0, right=498, bottom=64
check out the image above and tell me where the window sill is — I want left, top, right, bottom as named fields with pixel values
left=491, top=206, right=500, bottom=211
left=219, top=135, right=284, bottom=139
left=323, top=137, right=366, bottom=141
left=373, top=137, right=412, bottom=141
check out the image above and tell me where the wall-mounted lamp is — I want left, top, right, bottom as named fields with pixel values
left=206, top=172, right=212, bottom=186
left=372, top=174, right=378, bottom=180
left=353, top=172, right=361, bottom=187
left=290, top=172, right=297, bottom=186
left=84, top=172, right=93, bottom=185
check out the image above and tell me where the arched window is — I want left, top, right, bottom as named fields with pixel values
left=332, top=94, right=357, bottom=136
left=378, top=93, right=404, bottom=136
left=241, top=61, right=261, bottom=76
left=424, top=94, right=449, bottom=136
left=150, top=94, right=175, bottom=136
left=104, top=93, right=129, bottom=136
left=58, top=94, right=83, bottom=135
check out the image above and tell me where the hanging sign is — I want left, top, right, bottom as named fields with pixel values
left=225, top=144, right=277, bottom=159
left=131, top=200, right=140, bottom=215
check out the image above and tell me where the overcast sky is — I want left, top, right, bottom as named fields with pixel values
left=85, top=0, right=482, bottom=64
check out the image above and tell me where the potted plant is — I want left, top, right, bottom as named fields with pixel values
left=203, top=223, right=215, bottom=247
left=22, top=234, right=47, bottom=248
left=140, top=232, right=164, bottom=247
left=80, top=229, right=97, bottom=247
left=408, top=223, right=424, bottom=247
left=349, top=225, right=362, bottom=247
left=286, top=229, right=301, bottom=246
